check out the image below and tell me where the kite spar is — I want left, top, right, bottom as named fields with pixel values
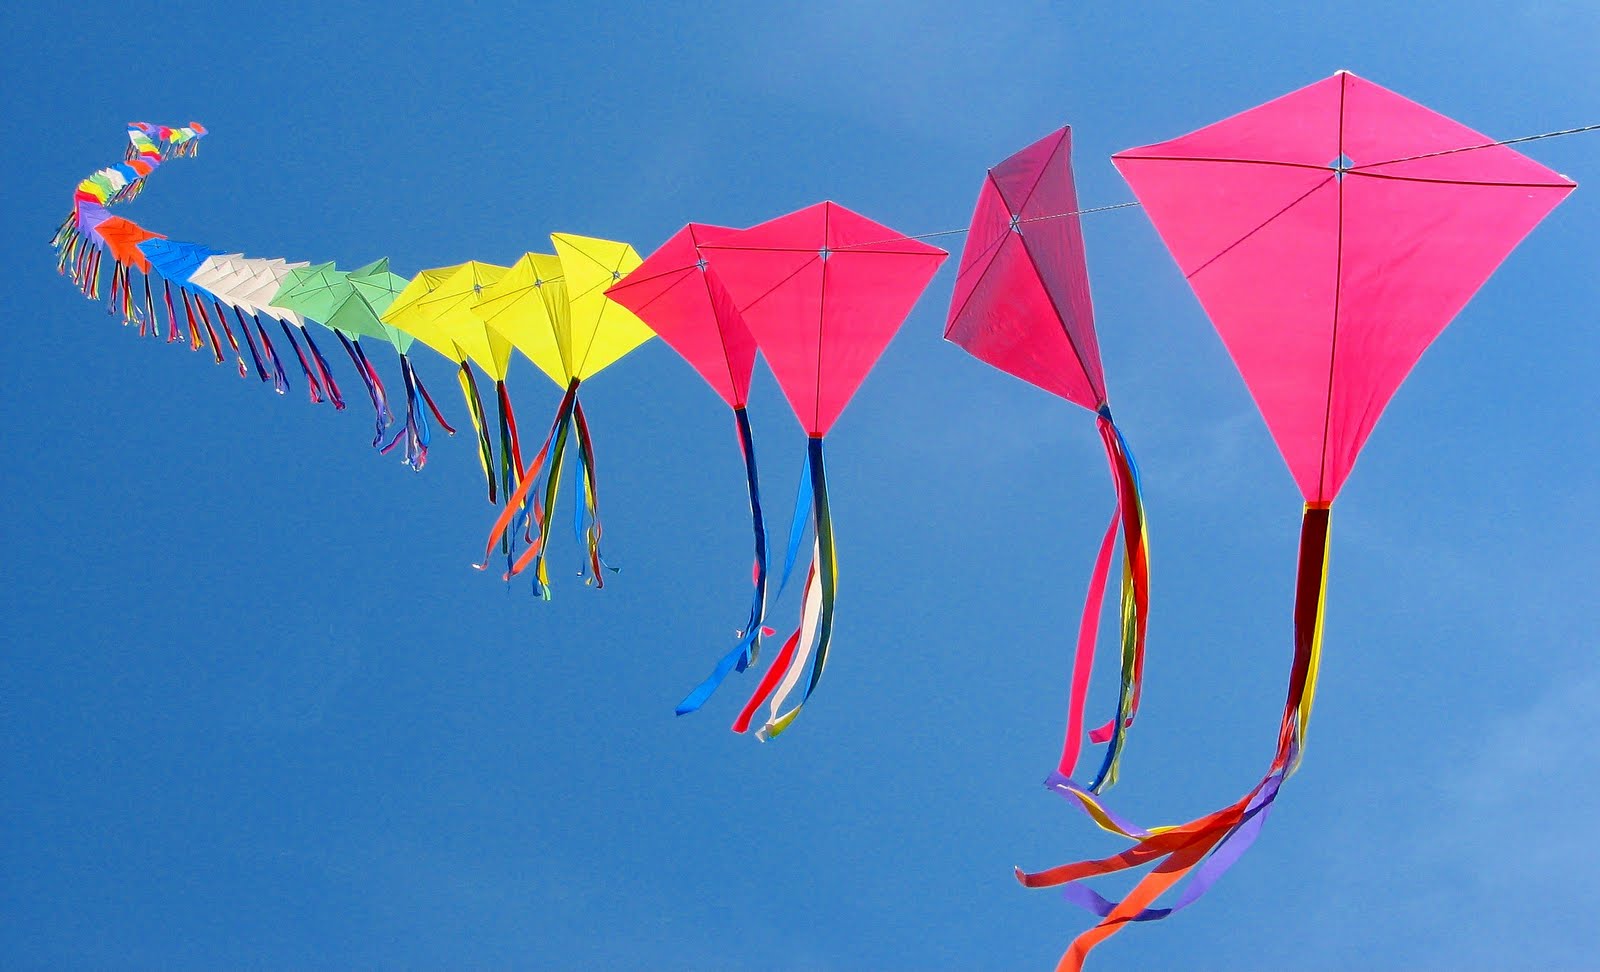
left=1014, top=71, right=1576, bottom=970
left=945, top=126, right=1150, bottom=797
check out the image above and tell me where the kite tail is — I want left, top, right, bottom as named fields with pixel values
left=106, top=260, right=123, bottom=317
left=252, top=317, right=290, bottom=395
left=1084, top=413, right=1150, bottom=793
left=495, top=380, right=524, bottom=504
left=524, top=392, right=577, bottom=599
left=335, top=331, right=391, bottom=446
left=675, top=405, right=772, bottom=716
left=383, top=352, right=430, bottom=470
left=413, top=369, right=455, bottom=436
left=733, top=436, right=836, bottom=740
left=571, top=398, right=615, bottom=586
left=232, top=306, right=270, bottom=382
left=191, top=296, right=226, bottom=364
left=162, top=280, right=180, bottom=343
left=476, top=380, right=578, bottom=576
left=178, top=289, right=204, bottom=352
left=277, top=321, right=324, bottom=404
left=457, top=361, right=497, bottom=504
left=298, top=325, right=344, bottom=409
left=208, top=301, right=248, bottom=378
left=141, top=275, right=157, bottom=339
left=1015, top=505, right=1330, bottom=971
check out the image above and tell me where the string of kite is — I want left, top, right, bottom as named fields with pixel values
left=50, top=72, right=1588, bottom=969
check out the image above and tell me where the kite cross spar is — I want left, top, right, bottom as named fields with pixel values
left=1013, top=71, right=1576, bottom=970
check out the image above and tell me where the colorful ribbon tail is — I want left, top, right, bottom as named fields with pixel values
left=390, top=352, right=429, bottom=470
left=457, top=361, right=497, bottom=505
left=1057, top=510, right=1120, bottom=781
left=571, top=398, right=611, bottom=586
left=252, top=317, right=290, bottom=394
left=414, top=370, right=456, bottom=435
left=677, top=406, right=773, bottom=716
left=1016, top=505, right=1331, bottom=970
left=299, top=325, right=344, bottom=410
left=754, top=437, right=836, bottom=741
left=477, top=381, right=577, bottom=572
left=1086, top=415, right=1150, bottom=794
left=277, top=320, right=323, bottom=404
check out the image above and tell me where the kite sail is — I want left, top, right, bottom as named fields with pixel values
left=697, top=202, right=947, bottom=738
left=1014, top=71, right=1576, bottom=970
left=474, top=236, right=656, bottom=596
left=605, top=222, right=776, bottom=714
left=944, top=125, right=1150, bottom=796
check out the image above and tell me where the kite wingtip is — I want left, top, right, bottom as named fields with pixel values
left=1012, top=866, right=1028, bottom=885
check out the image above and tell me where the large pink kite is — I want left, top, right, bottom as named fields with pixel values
left=1016, top=71, right=1576, bottom=970
left=945, top=125, right=1150, bottom=798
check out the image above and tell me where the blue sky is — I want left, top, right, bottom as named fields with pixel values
left=3, top=2, right=1596, bottom=969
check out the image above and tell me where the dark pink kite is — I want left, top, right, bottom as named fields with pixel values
left=1016, top=71, right=1576, bottom=970
left=945, top=125, right=1150, bottom=799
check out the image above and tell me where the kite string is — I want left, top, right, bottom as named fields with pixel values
left=832, top=201, right=1143, bottom=252
left=1355, top=122, right=1600, bottom=169
left=830, top=121, right=1593, bottom=252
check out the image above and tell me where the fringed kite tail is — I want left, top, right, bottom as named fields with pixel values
left=1084, top=412, right=1151, bottom=794
left=457, top=362, right=497, bottom=504
left=732, top=436, right=836, bottom=741
left=207, top=300, right=249, bottom=378
left=495, top=380, right=524, bottom=504
left=675, top=406, right=772, bottom=716
left=252, top=317, right=290, bottom=395
left=190, top=296, right=227, bottom=364
left=413, top=370, right=455, bottom=436
left=231, top=306, right=270, bottom=383
left=570, top=399, right=614, bottom=588
left=477, top=380, right=578, bottom=590
left=1015, top=505, right=1331, bottom=971
left=298, top=325, right=344, bottom=409
left=385, top=352, right=430, bottom=471
left=1054, top=410, right=1150, bottom=795
left=335, top=331, right=390, bottom=446
left=526, top=392, right=577, bottom=599
left=276, top=321, right=324, bottom=404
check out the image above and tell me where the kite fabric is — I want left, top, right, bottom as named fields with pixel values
left=605, top=222, right=776, bottom=715
left=944, top=125, right=1151, bottom=797
left=472, top=235, right=657, bottom=597
left=1013, top=71, right=1576, bottom=971
left=696, top=201, right=947, bottom=739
